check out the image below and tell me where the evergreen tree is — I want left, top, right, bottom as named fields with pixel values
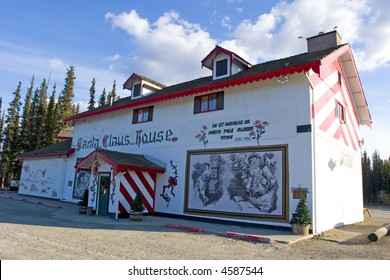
left=98, top=88, right=107, bottom=107
left=53, top=95, right=62, bottom=139
left=59, top=65, right=76, bottom=120
left=107, top=80, right=117, bottom=104
left=371, top=150, right=383, bottom=200
left=362, top=151, right=373, bottom=203
left=35, top=79, right=48, bottom=148
left=88, top=78, right=96, bottom=110
left=29, top=87, right=40, bottom=150
left=19, top=76, right=34, bottom=152
left=44, top=84, right=57, bottom=145
left=1, top=82, right=22, bottom=183
left=0, top=97, right=3, bottom=147
left=74, top=103, right=80, bottom=114
left=0, top=111, right=4, bottom=150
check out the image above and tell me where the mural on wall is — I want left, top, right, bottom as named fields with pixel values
left=328, top=152, right=354, bottom=171
left=73, top=170, right=91, bottom=199
left=194, top=118, right=270, bottom=147
left=160, top=160, right=178, bottom=207
left=185, top=145, right=288, bottom=221
left=19, top=164, right=58, bottom=197
left=90, top=162, right=100, bottom=203
left=109, top=169, right=117, bottom=206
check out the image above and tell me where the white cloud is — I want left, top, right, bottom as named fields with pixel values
left=222, top=0, right=390, bottom=71
left=105, top=10, right=215, bottom=85
left=105, top=10, right=149, bottom=37
left=104, top=54, right=121, bottom=62
left=48, top=58, right=63, bottom=68
left=221, top=16, right=232, bottom=31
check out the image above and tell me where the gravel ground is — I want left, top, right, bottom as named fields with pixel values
left=0, top=192, right=389, bottom=260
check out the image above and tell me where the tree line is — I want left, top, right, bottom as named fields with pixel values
left=362, top=150, right=390, bottom=204
left=0, top=65, right=118, bottom=187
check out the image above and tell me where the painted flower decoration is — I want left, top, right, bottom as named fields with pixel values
left=195, top=125, right=208, bottom=148
left=250, top=120, right=270, bottom=145
left=168, top=176, right=177, bottom=186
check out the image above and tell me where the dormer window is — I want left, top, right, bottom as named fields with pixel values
left=201, top=45, right=252, bottom=81
left=123, top=73, right=166, bottom=99
left=215, top=58, right=228, bottom=78
left=132, top=83, right=142, bottom=99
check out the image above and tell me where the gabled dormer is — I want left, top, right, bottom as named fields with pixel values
left=123, top=73, right=166, bottom=99
left=201, top=45, right=252, bottom=80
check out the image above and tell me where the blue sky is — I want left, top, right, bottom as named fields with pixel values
left=0, top=0, right=389, bottom=157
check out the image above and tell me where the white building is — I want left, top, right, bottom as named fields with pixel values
left=17, top=31, right=371, bottom=233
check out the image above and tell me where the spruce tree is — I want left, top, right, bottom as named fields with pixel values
left=35, top=79, right=48, bottom=148
left=19, top=76, right=34, bottom=152
left=29, top=87, right=40, bottom=150
left=59, top=65, right=76, bottom=119
left=98, top=88, right=107, bottom=107
left=371, top=150, right=383, bottom=200
left=0, top=97, right=3, bottom=147
left=88, top=78, right=96, bottom=110
left=362, top=151, right=373, bottom=203
left=44, top=84, right=57, bottom=145
left=1, top=82, right=22, bottom=183
left=107, top=80, right=117, bottom=104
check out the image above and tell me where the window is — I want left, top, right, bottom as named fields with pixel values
left=337, top=71, right=342, bottom=86
left=132, top=83, right=141, bottom=98
left=132, top=106, right=153, bottom=123
left=194, top=92, right=224, bottom=114
left=335, top=101, right=346, bottom=123
left=215, top=58, right=228, bottom=77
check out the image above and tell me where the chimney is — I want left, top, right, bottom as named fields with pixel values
left=306, top=30, right=342, bottom=52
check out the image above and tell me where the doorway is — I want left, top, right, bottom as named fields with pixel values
left=97, top=173, right=111, bottom=215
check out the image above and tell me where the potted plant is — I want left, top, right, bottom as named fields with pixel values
left=290, top=198, right=312, bottom=235
left=129, top=193, right=145, bottom=221
left=78, top=189, right=89, bottom=214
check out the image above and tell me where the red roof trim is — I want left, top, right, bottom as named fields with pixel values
left=16, top=149, right=75, bottom=160
left=65, top=61, right=320, bottom=123
left=123, top=73, right=142, bottom=90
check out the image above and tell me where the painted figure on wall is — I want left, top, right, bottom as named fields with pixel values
left=188, top=149, right=282, bottom=216
left=73, top=170, right=91, bottom=198
left=160, top=160, right=179, bottom=207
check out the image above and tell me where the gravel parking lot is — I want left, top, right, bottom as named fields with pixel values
left=1, top=191, right=389, bottom=260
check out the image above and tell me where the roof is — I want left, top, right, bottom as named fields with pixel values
left=201, top=45, right=253, bottom=70
left=64, top=44, right=371, bottom=126
left=57, top=126, right=74, bottom=139
left=123, top=73, right=166, bottom=91
left=16, top=139, right=75, bottom=160
left=75, top=148, right=166, bottom=174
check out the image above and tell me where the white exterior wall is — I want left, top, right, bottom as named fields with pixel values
left=310, top=62, right=364, bottom=233
left=69, top=74, right=313, bottom=227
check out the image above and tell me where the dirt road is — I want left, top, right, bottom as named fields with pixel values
left=0, top=192, right=389, bottom=260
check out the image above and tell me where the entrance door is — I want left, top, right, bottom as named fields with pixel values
left=97, top=173, right=110, bottom=215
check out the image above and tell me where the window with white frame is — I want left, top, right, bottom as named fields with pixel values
left=335, top=101, right=346, bottom=123
left=194, top=92, right=224, bottom=114
left=132, top=106, right=153, bottom=124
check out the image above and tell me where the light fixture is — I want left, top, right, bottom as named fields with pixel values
left=277, top=74, right=289, bottom=84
